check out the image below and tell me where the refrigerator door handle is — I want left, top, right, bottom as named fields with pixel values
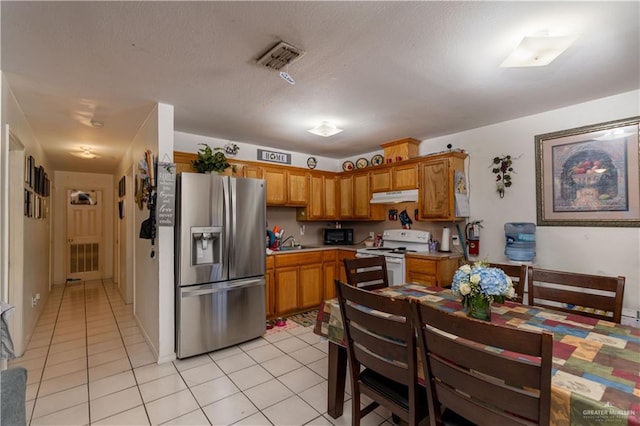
left=229, top=177, right=236, bottom=277
left=181, top=279, right=264, bottom=297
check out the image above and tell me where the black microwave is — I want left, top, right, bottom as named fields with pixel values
left=324, top=228, right=354, bottom=245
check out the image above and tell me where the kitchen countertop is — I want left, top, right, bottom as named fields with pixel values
left=267, top=245, right=360, bottom=255
left=405, top=251, right=463, bottom=260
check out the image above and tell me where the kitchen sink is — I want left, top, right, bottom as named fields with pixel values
left=275, top=245, right=319, bottom=251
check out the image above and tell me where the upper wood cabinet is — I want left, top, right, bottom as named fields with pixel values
left=263, top=166, right=308, bottom=206
left=418, top=152, right=467, bottom=221
left=338, top=175, right=354, bottom=218
left=370, top=163, right=418, bottom=193
left=393, top=163, right=419, bottom=190
left=338, top=171, right=384, bottom=220
left=353, top=172, right=372, bottom=219
left=297, top=173, right=339, bottom=221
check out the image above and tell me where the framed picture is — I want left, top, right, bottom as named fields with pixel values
left=535, top=116, right=640, bottom=227
left=118, top=176, right=126, bottom=198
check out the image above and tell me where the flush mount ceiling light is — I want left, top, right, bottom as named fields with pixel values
left=90, top=119, right=104, bottom=128
left=70, top=147, right=99, bottom=159
left=501, top=34, right=579, bottom=67
left=307, top=121, right=344, bottom=137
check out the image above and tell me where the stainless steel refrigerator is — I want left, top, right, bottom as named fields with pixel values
left=175, top=172, right=266, bottom=358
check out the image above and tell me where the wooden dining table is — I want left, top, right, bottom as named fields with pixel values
left=313, top=284, right=640, bottom=425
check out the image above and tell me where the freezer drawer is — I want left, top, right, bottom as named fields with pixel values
left=176, top=278, right=266, bottom=358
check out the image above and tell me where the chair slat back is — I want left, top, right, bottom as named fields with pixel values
left=343, top=256, right=389, bottom=290
left=527, top=267, right=625, bottom=323
left=489, top=262, right=527, bottom=304
left=412, top=301, right=552, bottom=426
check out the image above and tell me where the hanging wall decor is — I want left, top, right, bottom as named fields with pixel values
left=491, top=155, right=514, bottom=198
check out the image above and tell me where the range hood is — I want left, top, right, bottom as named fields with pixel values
left=370, top=189, right=419, bottom=204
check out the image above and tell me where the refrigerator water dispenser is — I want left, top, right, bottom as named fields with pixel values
left=191, top=226, right=221, bottom=265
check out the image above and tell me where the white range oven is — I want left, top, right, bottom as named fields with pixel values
left=355, top=229, right=431, bottom=286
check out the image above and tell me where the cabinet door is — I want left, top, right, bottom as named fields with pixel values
left=264, top=167, right=288, bottom=205
left=288, top=170, right=309, bottom=206
left=339, top=175, right=354, bottom=218
left=393, top=163, right=418, bottom=190
left=275, top=267, right=299, bottom=315
left=353, top=173, right=371, bottom=218
left=419, top=159, right=450, bottom=219
left=323, top=261, right=337, bottom=300
left=306, top=174, right=324, bottom=220
left=299, top=263, right=323, bottom=309
left=244, top=165, right=264, bottom=179
left=337, top=250, right=356, bottom=283
left=370, top=168, right=392, bottom=193
left=324, top=176, right=339, bottom=220
left=266, top=268, right=275, bottom=318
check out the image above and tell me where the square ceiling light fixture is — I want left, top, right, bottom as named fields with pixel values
left=307, top=121, right=344, bottom=137
left=501, top=34, right=578, bottom=67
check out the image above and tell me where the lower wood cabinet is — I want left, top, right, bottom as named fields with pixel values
left=273, top=251, right=324, bottom=316
left=268, top=249, right=357, bottom=318
left=323, top=250, right=337, bottom=300
left=405, top=254, right=462, bottom=287
left=266, top=256, right=275, bottom=318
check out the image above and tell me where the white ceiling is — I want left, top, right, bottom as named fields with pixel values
left=2, top=1, right=639, bottom=174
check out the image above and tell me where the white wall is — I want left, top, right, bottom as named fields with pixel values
left=174, top=132, right=341, bottom=172
left=1, top=74, right=52, bottom=356
left=114, top=103, right=175, bottom=363
left=52, top=172, right=114, bottom=284
left=419, top=90, right=640, bottom=314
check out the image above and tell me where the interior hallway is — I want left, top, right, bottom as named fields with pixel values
left=8, top=280, right=395, bottom=425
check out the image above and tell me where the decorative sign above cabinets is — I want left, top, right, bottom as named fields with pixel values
left=257, top=149, right=291, bottom=165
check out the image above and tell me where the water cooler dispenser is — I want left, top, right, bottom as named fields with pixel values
left=504, top=222, right=536, bottom=262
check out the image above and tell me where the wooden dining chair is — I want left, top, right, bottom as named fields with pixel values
left=489, top=262, right=527, bottom=303
left=411, top=300, right=553, bottom=426
left=335, top=280, right=428, bottom=426
left=343, top=256, right=389, bottom=290
left=527, top=266, right=625, bottom=323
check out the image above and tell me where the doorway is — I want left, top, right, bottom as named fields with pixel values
left=66, top=189, right=103, bottom=281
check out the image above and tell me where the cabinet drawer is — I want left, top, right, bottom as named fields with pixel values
left=275, top=251, right=323, bottom=267
left=406, top=257, right=437, bottom=275
left=323, top=250, right=337, bottom=262
left=407, top=272, right=437, bottom=287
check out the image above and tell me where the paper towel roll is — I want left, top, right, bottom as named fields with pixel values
left=440, top=227, right=451, bottom=252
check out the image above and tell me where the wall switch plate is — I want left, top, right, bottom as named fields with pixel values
left=452, top=236, right=460, bottom=246
left=299, top=225, right=305, bottom=236
left=369, top=231, right=375, bottom=238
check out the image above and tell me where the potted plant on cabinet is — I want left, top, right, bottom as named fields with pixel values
left=192, top=143, right=238, bottom=174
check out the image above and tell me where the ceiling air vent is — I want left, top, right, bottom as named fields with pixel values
left=257, top=41, right=305, bottom=71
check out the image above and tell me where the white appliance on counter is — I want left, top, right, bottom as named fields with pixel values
left=355, top=229, right=430, bottom=286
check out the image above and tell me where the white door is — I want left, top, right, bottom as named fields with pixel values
left=66, top=189, right=103, bottom=281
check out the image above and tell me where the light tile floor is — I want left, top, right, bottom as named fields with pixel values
left=9, top=279, right=395, bottom=425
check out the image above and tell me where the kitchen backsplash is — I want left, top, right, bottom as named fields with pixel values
left=266, top=203, right=465, bottom=253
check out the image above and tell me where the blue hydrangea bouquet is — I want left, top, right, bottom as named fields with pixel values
left=451, top=261, right=515, bottom=320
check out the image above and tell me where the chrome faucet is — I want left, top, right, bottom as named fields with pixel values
left=279, top=235, right=297, bottom=247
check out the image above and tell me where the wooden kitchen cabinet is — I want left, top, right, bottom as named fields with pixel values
left=296, top=173, right=339, bottom=221
left=339, top=175, right=354, bottom=218
left=336, top=250, right=357, bottom=283
left=273, top=251, right=324, bottom=315
left=323, top=250, right=337, bottom=300
left=370, top=163, right=418, bottom=193
left=370, top=168, right=393, bottom=193
left=243, top=165, right=264, bottom=179
left=266, top=256, right=275, bottom=318
left=263, top=166, right=309, bottom=206
left=405, top=254, right=461, bottom=287
left=418, top=152, right=467, bottom=221
left=393, top=163, right=419, bottom=190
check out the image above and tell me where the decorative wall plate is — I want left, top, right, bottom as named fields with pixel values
left=356, top=158, right=369, bottom=169
left=307, top=157, right=317, bottom=169
left=342, top=161, right=355, bottom=171
left=371, top=154, right=384, bottom=166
